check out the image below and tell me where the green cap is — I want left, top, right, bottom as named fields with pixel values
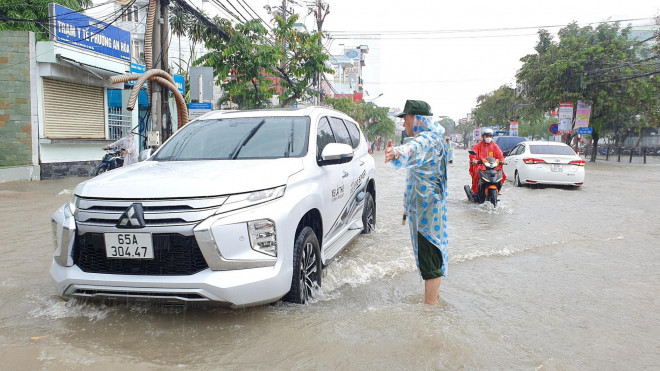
left=397, top=100, right=432, bottom=117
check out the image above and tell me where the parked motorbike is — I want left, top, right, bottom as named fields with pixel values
left=95, top=149, right=124, bottom=175
left=464, top=150, right=505, bottom=207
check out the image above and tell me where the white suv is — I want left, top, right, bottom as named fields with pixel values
left=50, top=107, right=376, bottom=307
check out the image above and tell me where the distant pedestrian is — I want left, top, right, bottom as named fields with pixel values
left=446, top=137, right=454, bottom=163
left=104, top=133, right=138, bottom=166
left=385, top=99, right=448, bottom=305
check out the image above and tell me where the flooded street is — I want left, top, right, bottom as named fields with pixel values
left=1, top=149, right=658, bottom=370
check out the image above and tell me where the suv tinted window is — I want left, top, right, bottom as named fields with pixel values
left=344, top=120, right=361, bottom=149
left=329, top=117, right=353, bottom=147
left=317, top=116, right=335, bottom=159
left=153, top=117, right=309, bottom=161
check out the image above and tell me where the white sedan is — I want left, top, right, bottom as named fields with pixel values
left=503, top=141, right=585, bottom=187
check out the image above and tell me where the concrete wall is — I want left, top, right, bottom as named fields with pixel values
left=0, top=31, right=33, bottom=167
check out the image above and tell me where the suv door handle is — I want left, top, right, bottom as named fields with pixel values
left=342, top=171, right=349, bottom=178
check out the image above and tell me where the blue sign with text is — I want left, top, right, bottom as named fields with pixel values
left=50, top=4, right=131, bottom=61
left=128, top=63, right=147, bottom=87
left=188, top=103, right=213, bottom=110
left=174, top=74, right=185, bottom=95
left=577, top=127, right=593, bottom=135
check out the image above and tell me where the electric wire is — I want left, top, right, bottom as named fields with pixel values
left=222, top=0, right=250, bottom=24
left=327, top=17, right=656, bottom=36
left=209, top=0, right=243, bottom=24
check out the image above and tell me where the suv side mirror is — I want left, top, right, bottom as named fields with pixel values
left=319, top=143, right=353, bottom=165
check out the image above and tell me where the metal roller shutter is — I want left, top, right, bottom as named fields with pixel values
left=43, top=78, right=105, bottom=138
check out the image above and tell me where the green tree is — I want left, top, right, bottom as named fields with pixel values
left=272, top=14, right=333, bottom=107
left=361, top=104, right=395, bottom=142
left=437, top=117, right=456, bottom=135
left=324, top=96, right=355, bottom=116
left=455, top=118, right=476, bottom=148
left=0, top=0, right=93, bottom=41
left=517, top=22, right=660, bottom=161
left=325, top=97, right=395, bottom=142
left=472, top=85, right=518, bottom=130
left=186, top=10, right=332, bottom=109
left=196, top=19, right=280, bottom=109
left=519, top=116, right=556, bottom=140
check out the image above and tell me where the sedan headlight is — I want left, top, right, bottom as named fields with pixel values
left=218, top=186, right=286, bottom=214
left=248, top=219, right=277, bottom=257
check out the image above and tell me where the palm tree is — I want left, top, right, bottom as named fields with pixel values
left=168, top=3, right=189, bottom=73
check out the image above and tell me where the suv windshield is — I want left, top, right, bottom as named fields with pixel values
left=153, top=116, right=310, bottom=161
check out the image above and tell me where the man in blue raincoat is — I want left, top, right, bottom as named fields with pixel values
left=385, top=100, right=448, bottom=305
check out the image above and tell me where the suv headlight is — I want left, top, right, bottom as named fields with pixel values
left=248, top=219, right=277, bottom=257
left=218, top=186, right=286, bottom=214
left=68, top=194, right=79, bottom=215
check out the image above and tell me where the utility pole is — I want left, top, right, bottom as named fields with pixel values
left=149, top=0, right=171, bottom=144
left=160, top=0, right=170, bottom=140
left=150, top=0, right=162, bottom=143
left=311, top=0, right=329, bottom=105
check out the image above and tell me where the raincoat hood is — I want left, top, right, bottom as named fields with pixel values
left=412, top=115, right=445, bottom=136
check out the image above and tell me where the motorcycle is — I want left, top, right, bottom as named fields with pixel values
left=464, top=150, right=505, bottom=207
left=95, top=149, right=124, bottom=176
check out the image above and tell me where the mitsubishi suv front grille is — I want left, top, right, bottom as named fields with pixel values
left=74, top=233, right=208, bottom=275
left=71, top=196, right=228, bottom=275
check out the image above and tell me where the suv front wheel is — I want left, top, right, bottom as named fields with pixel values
left=284, top=226, right=321, bottom=304
left=361, top=192, right=375, bottom=234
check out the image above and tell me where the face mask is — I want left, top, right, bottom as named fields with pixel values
left=484, top=137, right=492, bottom=144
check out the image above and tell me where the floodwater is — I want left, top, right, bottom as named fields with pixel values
left=0, top=149, right=658, bottom=370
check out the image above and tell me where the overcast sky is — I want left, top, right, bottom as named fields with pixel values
left=249, top=0, right=658, bottom=121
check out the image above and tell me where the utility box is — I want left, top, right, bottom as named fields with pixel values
left=147, top=131, right=160, bottom=147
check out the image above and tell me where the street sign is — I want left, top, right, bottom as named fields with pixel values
left=558, top=102, right=574, bottom=133
left=549, top=123, right=559, bottom=134
left=49, top=4, right=131, bottom=61
left=128, top=63, right=147, bottom=88
left=344, top=49, right=359, bottom=59
left=173, top=74, right=185, bottom=95
left=188, top=102, right=212, bottom=120
left=577, top=127, right=593, bottom=135
left=575, top=100, right=592, bottom=128
left=509, top=121, right=519, bottom=137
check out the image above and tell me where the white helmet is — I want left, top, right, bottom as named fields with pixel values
left=482, top=128, right=494, bottom=136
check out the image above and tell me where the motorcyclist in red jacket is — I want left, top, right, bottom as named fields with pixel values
left=470, top=128, right=505, bottom=193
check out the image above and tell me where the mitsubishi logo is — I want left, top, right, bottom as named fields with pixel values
left=116, top=203, right=146, bottom=229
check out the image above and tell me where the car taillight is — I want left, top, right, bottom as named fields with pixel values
left=569, top=160, right=585, bottom=166
left=523, top=158, right=546, bottom=164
